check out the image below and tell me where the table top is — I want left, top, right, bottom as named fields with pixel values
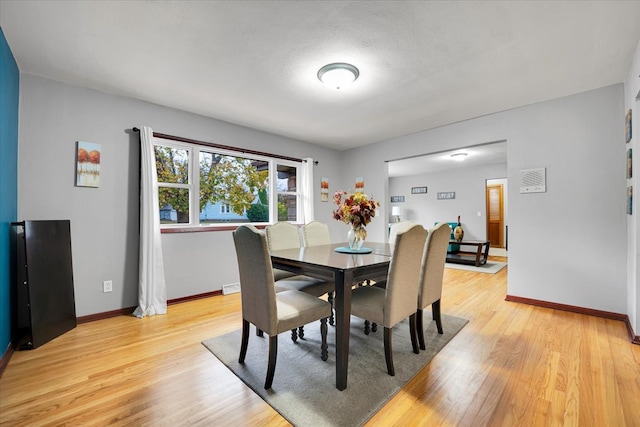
left=270, top=242, right=392, bottom=271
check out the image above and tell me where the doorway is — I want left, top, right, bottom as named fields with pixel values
left=486, top=179, right=507, bottom=249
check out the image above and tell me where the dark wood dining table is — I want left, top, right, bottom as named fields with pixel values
left=270, top=242, right=392, bottom=390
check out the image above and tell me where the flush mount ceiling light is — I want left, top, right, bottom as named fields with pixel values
left=451, top=152, right=468, bottom=161
left=317, top=63, right=359, bottom=89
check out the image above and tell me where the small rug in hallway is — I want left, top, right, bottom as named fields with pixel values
left=202, top=314, right=468, bottom=427
left=446, top=261, right=507, bottom=274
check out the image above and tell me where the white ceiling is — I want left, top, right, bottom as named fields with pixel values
left=1, top=1, right=640, bottom=155
left=388, top=141, right=507, bottom=178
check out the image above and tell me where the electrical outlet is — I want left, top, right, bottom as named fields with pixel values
left=103, top=280, right=113, bottom=293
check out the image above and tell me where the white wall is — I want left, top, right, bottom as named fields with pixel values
left=625, top=39, right=640, bottom=335
left=340, top=84, right=627, bottom=315
left=389, top=163, right=507, bottom=240
left=17, top=74, right=343, bottom=315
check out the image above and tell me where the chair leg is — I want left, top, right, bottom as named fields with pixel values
left=364, top=320, right=371, bottom=335
left=409, top=313, right=419, bottom=354
left=320, top=318, right=328, bottom=361
left=256, top=326, right=263, bottom=337
left=265, top=335, right=278, bottom=389
left=417, top=308, right=426, bottom=350
left=328, top=292, right=335, bottom=326
left=299, top=326, right=305, bottom=339
left=291, top=328, right=298, bottom=343
left=433, top=300, right=443, bottom=334
left=239, top=319, right=250, bottom=363
left=372, top=322, right=377, bottom=332
left=384, top=327, right=395, bottom=376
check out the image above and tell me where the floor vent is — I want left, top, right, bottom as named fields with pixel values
left=222, top=283, right=241, bottom=295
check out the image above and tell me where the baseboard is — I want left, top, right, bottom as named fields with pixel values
left=77, top=290, right=224, bottom=323
left=167, top=290, right=222, bottom=305
left=77, top=306, right=138, bottom=323
left=624, top=317, right=640, bottom=345
left=505, top=294, right=639, bottom=344
left=0, top=342, right=14, bottom=378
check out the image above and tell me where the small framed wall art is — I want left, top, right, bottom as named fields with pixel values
left=437, top=192, right=456, bottom=200
left=628, top=186, right=633, bottom=215
left=390, top=196, right=405, bottom=203
left=321, top=177, right=329, bottom=202
left=411, top=186, right=427, bottom=194
left=628, top=149, right=633, bottom=179
left=626, top=109, right=632, bottom=143
left=76, top=141, right=101, bottom=188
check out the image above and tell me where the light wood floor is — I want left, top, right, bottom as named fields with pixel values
left=2, top=258, right=639, bottom=426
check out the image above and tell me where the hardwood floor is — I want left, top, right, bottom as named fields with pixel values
left=2, top=258, right=639, bottom=426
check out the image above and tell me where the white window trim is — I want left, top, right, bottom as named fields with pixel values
left=153, top=136, right=303, bottom=229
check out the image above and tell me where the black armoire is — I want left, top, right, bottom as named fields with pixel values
left=11, top=220, right=77, bottom=349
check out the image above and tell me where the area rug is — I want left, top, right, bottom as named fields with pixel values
left=445, top=261, right=507, bottom=274
left=202, top=313, right=467, bottom=427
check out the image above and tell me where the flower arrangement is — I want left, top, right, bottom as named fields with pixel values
left=332, top=191, right=380, bottom=240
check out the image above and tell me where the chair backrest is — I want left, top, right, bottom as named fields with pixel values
left=418, top=222, right=450, bottom=309
left=388, top=221, right=415, bottom=245
left=265, top=222, right=302, bottom=251
left=302, top=221, right=331, bottom=247
left=232, top=225, right=277, bottom=333
left=384, top=224, right=427, bottom=326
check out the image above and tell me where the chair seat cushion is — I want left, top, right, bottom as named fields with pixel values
left=273, top=268, right=297, bottom=281
left=275, top=290, right=332, bottom=333
left=350, top=286, right=386, bottom=326
left=275, top=275, right=334, bottom=297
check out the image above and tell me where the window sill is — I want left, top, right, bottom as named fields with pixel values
left=160, top=224, right=268, bottom=234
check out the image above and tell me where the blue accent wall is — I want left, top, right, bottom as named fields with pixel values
left=0, top=27, right=19, bottom=356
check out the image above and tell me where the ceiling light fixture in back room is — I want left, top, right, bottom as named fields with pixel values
left=317, top=63, right=359, bottom=89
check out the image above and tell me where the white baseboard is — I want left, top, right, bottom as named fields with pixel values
left=489, top=247, right=508, bottom=257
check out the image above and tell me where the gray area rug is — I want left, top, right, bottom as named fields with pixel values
left=202, top=313, right=468, bottom=427
left=445, top=261, right=507, bottom=274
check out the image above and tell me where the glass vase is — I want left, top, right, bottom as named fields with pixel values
left=347, top=225, right=366, bottom=250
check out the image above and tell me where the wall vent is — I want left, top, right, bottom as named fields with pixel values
left=222, top=283, right=241, bottom=295
left=519, top=168, right=546, bottom=193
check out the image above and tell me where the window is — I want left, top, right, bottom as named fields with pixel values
left=154, top=137, right=303, bottom=228
left=277, top=164, right=298, bottom=221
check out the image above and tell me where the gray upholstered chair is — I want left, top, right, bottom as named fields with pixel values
left=388, top=221, right=415, bottom=246
left=232, top=225, right=332, bottom=389
left=416, top=222, right=450, bottom=349
left=300, top=220, right=336, bottom=324
left=350, top=224, right=427, bottom=376
left=368, top=220, right=416, bottom=294
left=266, top=222, right=335, bottom=338
left=265, top=222, right=300, bottom=281
left=301, top=220, right=332, bottom=247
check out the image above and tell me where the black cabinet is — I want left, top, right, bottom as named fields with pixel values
left=11, top=220, right=77, bottom=349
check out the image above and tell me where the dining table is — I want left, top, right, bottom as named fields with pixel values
left=270, top=241, right=393, bottom=390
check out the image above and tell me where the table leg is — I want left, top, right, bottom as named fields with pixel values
left=475, top=244, right=482, bottom=267
left=333, top=270, right=353, bottom=391
left=483, top=242, right=490, bottom=265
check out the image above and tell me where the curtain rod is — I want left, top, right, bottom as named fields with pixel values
left=132, top=127, right=318, bottom=164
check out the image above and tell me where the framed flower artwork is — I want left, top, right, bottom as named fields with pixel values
left=76, top=141, right=101, bottom=188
